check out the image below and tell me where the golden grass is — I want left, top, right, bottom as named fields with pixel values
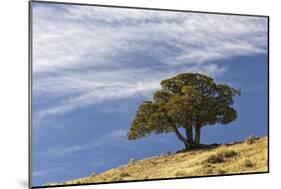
left=52, top=136, right=268, bottom=186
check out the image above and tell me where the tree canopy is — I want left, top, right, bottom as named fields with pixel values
left=127, top=73, right=240, bottom=150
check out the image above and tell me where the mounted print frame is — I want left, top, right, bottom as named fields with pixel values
left=29, top=1, right=269, bottom=188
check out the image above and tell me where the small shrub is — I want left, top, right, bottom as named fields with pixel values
left=129, top=158, right=136, bottom=164
left=203, top=164, right=214, bottom=174
left=246, top=135, right=258, bottom=144
left=243, top=159, right=254, bottom=167
left=90, top=172, right=96, bottom=177
left=203, top=163, right=212, bottom=168
left=119, top=172, right=130, bottom=177
left=206, top=154, right=224, bottom=164
left=176, top=149, right=187, bottom=153
left=206, top=150, right=238, bottom=164
left=222, top=150, right=238, bottom=158
left=144, top=176, right=149, bottom=180
left=150, top=160, right=158, bottom=165
left=204, top=168, right=213, bottom=174
left=217, top=169, right=226, bottom=174
left=111, top=176, right=120, bottom=181
left=175, top=170, right=187, bottom=176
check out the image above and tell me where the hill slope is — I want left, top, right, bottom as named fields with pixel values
left=52, top=136, right=268, bottom=186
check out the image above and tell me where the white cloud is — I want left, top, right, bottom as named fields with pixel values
left=47, top=129, right=128, bottom=156
left=33, top=169, right=71, bottom=177
left=32, top=3, right=267, bottom=125
left=44, top=128, right=175, bottom=157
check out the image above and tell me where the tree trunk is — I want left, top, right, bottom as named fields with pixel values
left=184, top=143, right=189, bottom=150
left=171, top=124, right=190, bottom=150
left=195, top=126, right=201, bottom=146
left=185, top=125, right=195, bottom=149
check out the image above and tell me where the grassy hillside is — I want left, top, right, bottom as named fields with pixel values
left=49, top=136, right=268, bottom=186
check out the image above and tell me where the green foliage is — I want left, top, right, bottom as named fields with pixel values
left=127, top=73, right=240, bottom=149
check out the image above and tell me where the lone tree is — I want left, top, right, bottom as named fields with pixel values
left=127, top=73, right=240, bottom=150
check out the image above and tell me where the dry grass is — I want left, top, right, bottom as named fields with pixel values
left=52, top=136, right=268, bottom=186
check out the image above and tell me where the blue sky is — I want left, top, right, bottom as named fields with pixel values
left=31, top=2, right=268, bottom=186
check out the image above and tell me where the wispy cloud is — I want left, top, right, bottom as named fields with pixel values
left=32, top=3, right=267, bottom=126
left=242, top=86, right=267, bottom=94
left=47, top=129, right=128, bottom=156
left=43, top=128, right=176, bottom=158
left=33, top=169, right=71, bottom=177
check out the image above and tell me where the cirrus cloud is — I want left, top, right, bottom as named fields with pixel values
left=32, top=3, right=267, bottom=127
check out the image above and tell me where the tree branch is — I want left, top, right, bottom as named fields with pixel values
left=171, top=124, right=191, bottom=148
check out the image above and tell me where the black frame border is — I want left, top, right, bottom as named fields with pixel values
left=28, top=1, right=270, bottom=188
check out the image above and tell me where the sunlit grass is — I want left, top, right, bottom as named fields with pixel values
left=50, top=136, right=268, bottom=186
